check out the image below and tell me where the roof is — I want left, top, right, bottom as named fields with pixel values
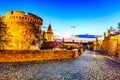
left=47, top=24, right=53, bottom=34
left=41, top=41, right=66, bottom=48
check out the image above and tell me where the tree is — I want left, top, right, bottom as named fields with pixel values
left=118, top=22, right=120, bottom=27
left=109, top=26, right=115, bottom=34
left=0, top=19, right=8, bottom=50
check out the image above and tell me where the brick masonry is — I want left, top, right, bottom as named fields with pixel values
left=0, top=49, right=82, bottom=62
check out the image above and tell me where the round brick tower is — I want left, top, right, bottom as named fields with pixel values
left=4, top=11, right=43, bottom=50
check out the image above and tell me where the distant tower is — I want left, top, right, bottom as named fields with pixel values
left=96, top=35, right=98, bottom=42
left=62, top=37, right=64, bottom=43
left=104, top=32, right=106, bottom=40
left=46, top=24, right=54, bottom=41
left=47, top=24, right=53, bottom=33
left=96, top=35, right=99, bottom=46
left=79, top=40, right=82, bottom=44
left=108, top=29, right=111, bottom=37
left=79, top=40, right=82, bottom=46
left=72, top=40, right=74, bottom=43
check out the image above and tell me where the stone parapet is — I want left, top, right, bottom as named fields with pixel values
left=5, top=11, right=43, bottom=25
left=0, top=49, right=79, bottom=62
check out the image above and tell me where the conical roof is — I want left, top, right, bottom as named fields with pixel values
left=47, top=24, right=53, bottom=34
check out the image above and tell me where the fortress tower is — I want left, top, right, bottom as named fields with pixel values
left=108, top=29, right=111, bottom=37
left=3, top=11, right=43, bottom=50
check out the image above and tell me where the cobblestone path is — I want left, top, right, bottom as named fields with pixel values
left=0, top=50, right=120, bottom=80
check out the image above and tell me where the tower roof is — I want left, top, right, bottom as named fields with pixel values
left=47, top=24, right=53, bottom=34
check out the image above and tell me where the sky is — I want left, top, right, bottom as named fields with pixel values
left=0, top=0, right=120, bottom=42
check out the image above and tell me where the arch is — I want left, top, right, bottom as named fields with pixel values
left=38, top=19, right=40, bottom=23
left=16, top=16, right=18, bottom=19
left=37, top=20, right=39, bottom=23
left=30, top=18, right=32, bottom=21
left=28, top=18, right=30, bottom=22
left=19, top=16, right=21, bottom=19
left=35, top=20, right=37, bottom=23
left=25, top=17, right=27, bottom=20
left=22, top=17, right=24, bottom=20
left=34, top=19, right=36, bottom=23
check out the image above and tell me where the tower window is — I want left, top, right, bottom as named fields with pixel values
left=16, top=16, right=18, bottom=19
left=19, top=16, right=21, bottom=19
left=22, top=17, right=24, bottom=20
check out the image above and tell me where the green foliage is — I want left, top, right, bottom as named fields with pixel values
left=108, top=26, right=116, bottom=34
left=109, top=26, right=114, bottom=31
left=118, top=22, right=120, bottom=27
left=117, top=23, right=120, bottom=33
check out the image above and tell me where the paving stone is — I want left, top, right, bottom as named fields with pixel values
left=0, top=50, right=120, bottom=80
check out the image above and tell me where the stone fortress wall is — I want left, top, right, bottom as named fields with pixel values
left=0, top=49, right=80, bottom=62
left=94, top=30, right=120, bottom=60
left=5, top=11, right=43, bottom=31
left=0, top=11, right=81, bottom=62
left=5, top=11, right=42, bottom=25
left=3, top=11, right=43, bottom=50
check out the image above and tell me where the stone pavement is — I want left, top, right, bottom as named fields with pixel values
left=0, top=50, right=120, bottom=80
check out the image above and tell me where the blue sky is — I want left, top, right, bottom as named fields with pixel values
left=1, top=0, right=120, bottom=38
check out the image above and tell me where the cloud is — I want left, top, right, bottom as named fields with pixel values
left=54, top=34, right=103, bottom=42
left=63, top=36, right=96, bottom=42
left=54, top=35, right=63, bottom=41
left=70, top=26, right=76, bottom=28
left=43, top=26, right=47, bottom=29
left=74, top=34, right=102, bottom=38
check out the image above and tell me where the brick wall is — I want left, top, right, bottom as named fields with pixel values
left=95, top=37, right=120, bottom=60
left=0, top=49, right=80, bottom=62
